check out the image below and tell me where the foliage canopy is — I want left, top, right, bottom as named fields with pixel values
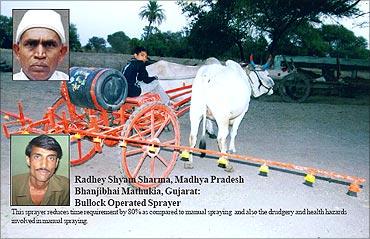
left=1, top=0, right=368, bottom=61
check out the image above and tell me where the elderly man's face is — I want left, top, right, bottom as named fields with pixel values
left=13, top=28, right=67, bottom=80
left=26, top=146, right=59, bottom=184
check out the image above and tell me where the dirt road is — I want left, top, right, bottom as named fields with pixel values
left=1, top=72, right=369, bottom=238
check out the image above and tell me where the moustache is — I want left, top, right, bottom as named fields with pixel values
left=36, top=168, right=51, bottom=173
left=31, top=62, right=48, bottom=67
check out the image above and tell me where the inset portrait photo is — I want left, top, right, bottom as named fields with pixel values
left=12, top=9, right=70, bottom=81
left=11, top=134, right=70, bottom=206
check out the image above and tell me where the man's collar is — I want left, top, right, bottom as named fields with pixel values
left=19, top=69, right=32, bottom=80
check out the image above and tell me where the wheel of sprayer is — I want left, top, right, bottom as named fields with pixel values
left=69, top=135, right=100, bottom=166
left=121, top=102, right=180, bottom=188
left=51, top=97, right=99, bottom=166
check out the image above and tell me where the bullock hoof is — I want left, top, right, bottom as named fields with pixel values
left=224, top=164, right=234, bottom=172
left=184, top=162, right=194, bottom=169
left=227, top=149, right=236, bottom=154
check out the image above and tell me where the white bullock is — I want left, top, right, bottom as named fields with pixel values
left=146, top=60, right=200, bottom=102
left=185, top=59, right=274, bottom=171
left=146, top=60, right=200, bottom=82
left=146, top=59, right=223, bottom=103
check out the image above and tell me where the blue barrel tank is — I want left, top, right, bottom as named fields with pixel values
left=67, top=67, right=128, bottom=111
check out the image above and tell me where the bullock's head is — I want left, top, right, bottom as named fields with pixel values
left=244, top=55, right=275, bottom=97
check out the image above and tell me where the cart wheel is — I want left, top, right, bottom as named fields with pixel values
left=51, top=97, right=99, bottom=166
left=279, top=71, right=311, bottom=103
left=70, top=136, right=100, bottom=165
left=121, top=102, right=180, bottom=188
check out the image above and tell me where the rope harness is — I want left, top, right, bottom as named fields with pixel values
left=247, top=70, right=273, bottom=95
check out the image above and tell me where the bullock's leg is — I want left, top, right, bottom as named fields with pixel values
left=184, top=110, right=203, bottom=169
left=216, top=119, right=234, bottom=172
left=228, top=111, right=247, bottom=153
left=185, top=133, right=196, bottom=169
left=205, top=119, right=217, bottom=139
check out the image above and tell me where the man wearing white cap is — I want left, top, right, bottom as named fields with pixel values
left=13, top=10, right=69, bottom=80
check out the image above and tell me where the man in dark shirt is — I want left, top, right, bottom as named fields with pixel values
left=12, top=135, right=69, bottom=206
left=122, top=46, right=170, bottom=105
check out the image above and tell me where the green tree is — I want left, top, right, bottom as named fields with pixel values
left=83, top=42, right=92, bottom=52
left=0, top=15, right=12, bottom=48
left=107, top=31, right=131, bottom=54
left=274, top=23, right=369, bottom=59
left=141, top=26, right=160, bottom=39
left=236, top=0, right=362, bottom=55
left=320, top=24, right=369, bottom=58
left=144, top=31, right=190, bottom=58
left=128, top=38, right=144, bottom=53
left=87, top=36, right=106, bottom=52
left=187, top=9, right=237, bottom=59
left=69, top=23, right=82, bottom=52
left=179, top=0, right=249, bottom=60
left=139, top=0, right=166, bottom=38
left=179, top=0, right=364, bottom=57
left=275, top=22, right=329, bottom=57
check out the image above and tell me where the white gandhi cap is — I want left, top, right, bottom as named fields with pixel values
left=16, top=10, right=66, bottom=44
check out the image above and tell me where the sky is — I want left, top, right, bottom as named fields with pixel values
left=1, top=0, right=369, bottom=48
left=1, top=1, right=189, bottom=46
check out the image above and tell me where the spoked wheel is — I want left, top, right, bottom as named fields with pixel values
left=121, top=102, right=180, bottom=188
left=69, top=135, right=101, bottom=166
left=50, top=97, right=100, bottom=166
left=279, top=71, right=311, bottom=103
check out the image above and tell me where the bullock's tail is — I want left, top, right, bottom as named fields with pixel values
left=199, top=106, right=207, bottom=157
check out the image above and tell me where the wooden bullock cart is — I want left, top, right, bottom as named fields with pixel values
left=269, top=55, right=370, bottom=102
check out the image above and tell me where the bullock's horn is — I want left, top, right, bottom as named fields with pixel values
left=262, top=54, right=272, bottom=70
left=249, top=54, right=256, bottom=68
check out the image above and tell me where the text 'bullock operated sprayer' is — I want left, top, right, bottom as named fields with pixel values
left=1, top=66, right=366, bottom=195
